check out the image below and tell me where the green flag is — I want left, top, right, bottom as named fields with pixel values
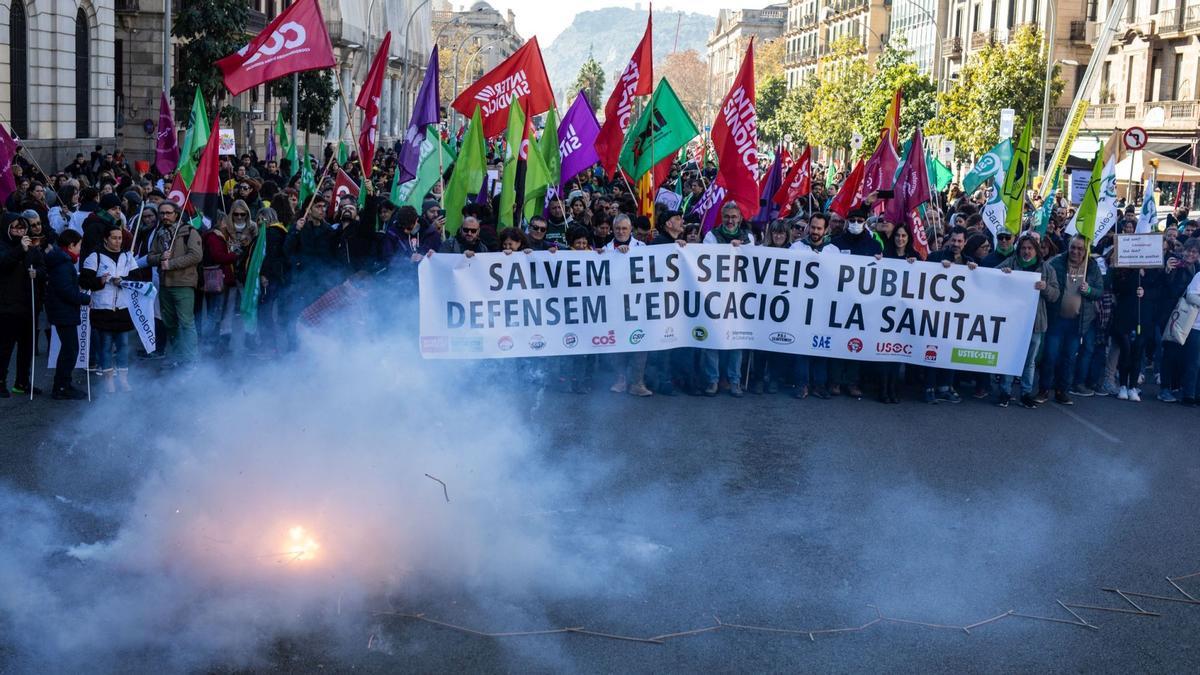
left=962, top=139, right=1013, bottom=194
left=499, top=96, right=527, bottom=229
left=444, top=107, right=486, bottom=237
left=1074, top=144, right=1105, bottom=242
left=338, top=140, right=349, bottom=166
left=1036, top=167, right=1061, bottom=235
left=1001, top=117, right=1033, bottom=234
left=825, top=162, right=837, bottom=190
left=273, top=111, right=291, bottom=175
left=299, top=143, right=316, bottom=205
left=391, top=127, right=450, bottom=209
left=239, top=221, right=270, bottom=331
left=927, top=153, right=953, bottom=192
left=178, top=89, right=210, bottom=185
left=524, top=108, right=559, bottom=220
left=618, top=79, right=699, bottom=179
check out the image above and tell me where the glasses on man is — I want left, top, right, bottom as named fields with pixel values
left=157, top=209, right=177, bottom=217
left=233, top=212, right=249, bottom=218
left=461, top=227, right=480, bottom=234
left=529, top=225, right=547, bottom=233
left=848, top=218, right=866, bottom=224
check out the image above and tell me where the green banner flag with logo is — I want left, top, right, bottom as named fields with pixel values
left=619, top=79, right=699, bottom=179
left=962, top=139, right=1012, bottom=194
left=1074, top=144, right=1105, bottom=242
left=338, top=140, right=349, bottom=166
left=1000, top=117, right=1033, bottom=234
left=178, top=89, right=210, bottom=185
left=391, top=127, right=450, bottom=209
left=444, top=107, right=486, bottom=237
left=927, top=152, right=953, bottom=192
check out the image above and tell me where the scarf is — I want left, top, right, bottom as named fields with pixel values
left=64, top=246, right=79, bottom=264
left=1016, top=256, right=1039, bottom=270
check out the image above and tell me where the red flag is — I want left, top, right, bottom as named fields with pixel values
left=711, top=41, right=758, bottom=219
left=186, top=116, right=225, bottom=227
left=830, top=159, right=865, bottom=218
left=780, top=148, right=793, bottom=174
left=451, top=37, right=555, bottom=139
left=862, top=129, right=900, bottom=199
left=595, top=10, right=653, bottom=177
left=773, top=146, right=811, bottom=215
left=327, top=168, right=361, bottom=219
left=355, top=32, right=391, bottom=181
left=216, top=0, right=335, bottom=96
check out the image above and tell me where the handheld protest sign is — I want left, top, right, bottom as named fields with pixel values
left=1114, top=233, right=1164, bottom=268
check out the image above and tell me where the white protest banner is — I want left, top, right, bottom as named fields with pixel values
left=419, top=246, right=1041, bottom=375
left=1114, top=233, right=1164, bottom=268
left=1069, top=171, right=1090, bottom=204
left=121, top=281, right=158, bottom=353
left=48, top=306, right=90, bottom=369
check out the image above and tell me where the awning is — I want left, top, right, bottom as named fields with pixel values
left=1114, top=149, right=1200, bottom=184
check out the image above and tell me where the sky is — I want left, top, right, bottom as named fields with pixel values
left=455, top=0, right=770, bottom=46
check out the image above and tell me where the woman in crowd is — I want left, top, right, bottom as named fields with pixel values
left=80, top=223, right=138, bottom=392
left=875, top=223, right=920, bottom=403
left=498, top=227, right=532, bottom=254
left=749, top=220, right=792, bottom=395
left=1109, top=264, right=1161, bottom=401
left=201, top=212, right=245, bottom=355
left=997, top=233, right=1058, bottom=408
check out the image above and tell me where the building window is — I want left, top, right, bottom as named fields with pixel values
left=1173, top=52, right=1184, bottom=101
left=9, top=1, right=28, bottom=138
left=76, top=9, right=91, bottom=138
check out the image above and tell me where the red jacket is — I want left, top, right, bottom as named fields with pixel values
left=202, top=230, right=239, bottom=288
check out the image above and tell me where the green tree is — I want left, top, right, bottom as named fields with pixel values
left=800, top=37, right=869, bottom=152
left=927, top=25, right=1063, bottom=158
left=572, top=54, right=606, bottom=109
left=755, top=75, right=788, bottom=145
left=269, top=70, right=337, bottom=138
left=855, top=37, right=937, bottom=155
left=759, top=75, right=817, bottom=146
left=171, top=0, right=249, bottom=119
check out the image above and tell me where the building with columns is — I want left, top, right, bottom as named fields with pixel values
left=1, top=0, right=118, bottom=168
left=1, top=0, right=432, bottom=171
left=781, top=0, right=892, bottom=91
left=708, top=3, right=788, bottom=97
left=432, top=1, right=522, bottom=110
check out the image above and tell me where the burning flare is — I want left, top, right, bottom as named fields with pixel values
left=283, top=525, right=320, bottom=562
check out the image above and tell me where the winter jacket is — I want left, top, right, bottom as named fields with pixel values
left=703, top=226, right=756, bottom=245
left=147, top=223, right=204, bottom=289
left=1045, top=252, right=1104, bottom=332
left=202, top=230, right=241, bottom=289
left=262, top=223, right=291, bottom=285
left=0, top=228, right=39, bottom=316
left=997, top=256, right=1060, bottom=333
left=438, top=234, right=489, bottom=254
left=831, top=230, right=882, bottom=257
left=1108, top=267, right=1163, bottom=336
left=43, top=247, right=90, bottom=326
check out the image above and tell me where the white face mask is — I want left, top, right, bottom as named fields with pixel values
left=848, top=220, right=865, bottom=235
left=234, top=221, right=247, bottom=231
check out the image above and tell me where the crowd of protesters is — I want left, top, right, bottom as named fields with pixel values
left=2, top=142, right=1200, bottom=408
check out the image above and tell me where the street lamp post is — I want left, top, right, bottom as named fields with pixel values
left=401, top=0, right=435, bottom=127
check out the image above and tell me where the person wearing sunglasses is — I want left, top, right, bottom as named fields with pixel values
left=437, top=216, right=489, bottom=257
left=526, top=215, right=555, bottom=251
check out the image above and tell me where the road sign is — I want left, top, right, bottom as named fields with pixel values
left=940, top=139, right=956, bottom=164
left=998, top=108, right=1015, bottom=139
left=850, top=132, right=863, bottom=152
left=1122, top=126, right=1148, bottom=151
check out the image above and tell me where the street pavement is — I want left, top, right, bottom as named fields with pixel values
left=1, top=357, right=1199, bottom=673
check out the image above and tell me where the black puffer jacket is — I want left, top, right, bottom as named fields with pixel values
left=0, top=218, right=39, bottom=316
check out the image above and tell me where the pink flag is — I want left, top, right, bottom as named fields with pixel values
left=861, top=129, right=900, bottom=201
left=154, top=91, right=180, bottom=175
left=0, top=124, right=17, bottom=206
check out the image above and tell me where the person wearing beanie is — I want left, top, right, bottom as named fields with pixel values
left=82, top=193, right=124, bottom=260
left=418, top=198, right=445, bottom=253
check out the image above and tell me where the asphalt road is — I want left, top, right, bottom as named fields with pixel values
left=2, top=352, right=1199, bottom=673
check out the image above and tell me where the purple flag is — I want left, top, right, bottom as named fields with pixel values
left=884, top=129, right=932, bottom=227
left=557, top=91, right=601, bottom=190
left=692, top=181, right=727, bottom=237
left=753, top=147, right=783, bottom=224
left=398, top=48, right=441, bottom=185
left=862, top=130, right=900, bottom=201
left=154, top=91, right=180, bottom=175
left=265, top=127, right=277, bottom=162
left=0, top=124, right=17, bottom=206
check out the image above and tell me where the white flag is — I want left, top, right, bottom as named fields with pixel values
left=1136, top=175, right=1157, bottom=233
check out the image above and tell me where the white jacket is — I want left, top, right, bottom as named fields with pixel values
left=83, top=250, right=138, bottom=310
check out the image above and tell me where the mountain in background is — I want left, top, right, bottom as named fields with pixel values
left=543, top=7, right=715, bottom=105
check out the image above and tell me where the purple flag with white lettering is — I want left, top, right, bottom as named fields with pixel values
left=154, top=91, right=180, bottom=175
left=557, top=91, right=601, bottom=190
left=692, top=181, right=727, bottom=237
left=752, top=148, right=783, bottom=224
left=398, top=48, right=441, bottom=185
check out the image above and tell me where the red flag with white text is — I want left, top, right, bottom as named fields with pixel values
left=711, top=42, right=758, bottom=219
left=451, top=37, right=555, bottom=139
left=355, top=31, right=391, bottom=180
left=215, top=0, right=335, bottom=96
left=595, top=10, right=653, bottom=177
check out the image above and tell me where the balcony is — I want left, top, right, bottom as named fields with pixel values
left=115, top=0, right=139, bottom=12
left=1069, top=20, right=1087, bottom=41
left=942, top=36, right=962, bottom=56
left=1146, top=100, right=1200, bottom=130
left=969, top=30, right=995, bottom=49
left=826, top=0, right=869, bottom=18
left=1186, top=5, right=1200, bottom=31
left=1157, top=10, right=1182, bottom=36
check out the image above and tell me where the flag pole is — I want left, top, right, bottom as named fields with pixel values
left=291, top=74, right=299, bottom=176
left=28, top=266, right=36, bottom=400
